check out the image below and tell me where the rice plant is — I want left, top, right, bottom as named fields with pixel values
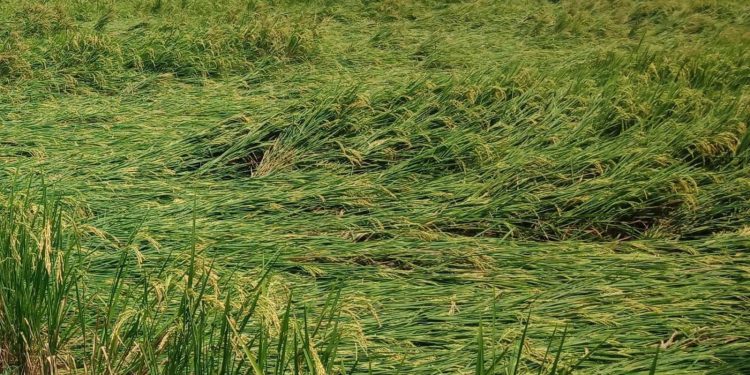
left=0, top=0, right=748, bottom=373
left=0, top=188, right=349, bottom=374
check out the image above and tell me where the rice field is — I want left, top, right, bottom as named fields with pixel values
left=1, top=0, right=749, bottom=373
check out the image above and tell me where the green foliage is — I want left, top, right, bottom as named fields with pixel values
left=0, top=188, right=347, bottom=373
left=0, top=0, right=748, bottom=373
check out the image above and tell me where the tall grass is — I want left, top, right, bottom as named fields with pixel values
left=0, top=188, right=76, bottom=372
left=0, top=189, right=348, bottom=374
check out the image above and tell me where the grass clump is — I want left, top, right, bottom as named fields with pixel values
left=0, top=187, right=349, bottom=374
left=0, top=189, right=75, bottom=372
left=1, top=2, right=318, bottom=88
left=15, top=3, right=73, bottom=37
left=127, top=16, right=315, bottom=78
left=0, top=31, right=31, bottom=82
